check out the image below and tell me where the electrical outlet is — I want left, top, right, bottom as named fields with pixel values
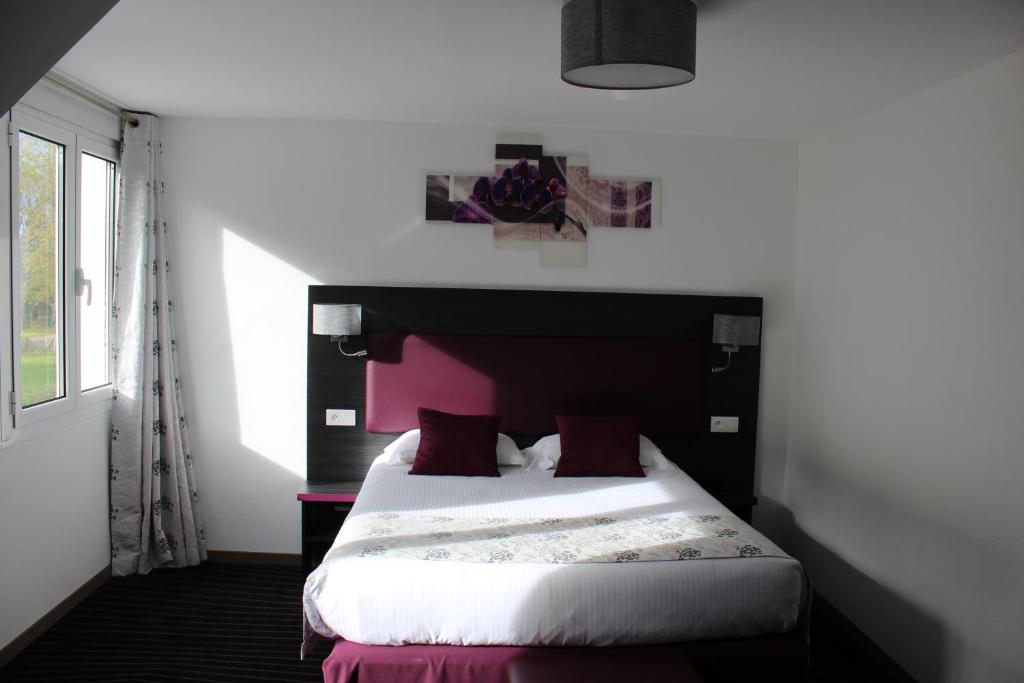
left=326, top=409, right=357, bottom=427
left=710, top=416, right=739, bottom=433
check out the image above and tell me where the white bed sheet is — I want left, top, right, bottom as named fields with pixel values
left=303, top=455, right=805, bottom=647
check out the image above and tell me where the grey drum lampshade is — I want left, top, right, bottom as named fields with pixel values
left=712, top=314, right=761, bottom=347
left=561, top=0, right=697, bottom=90
left=312, top=304, right=362, bottom=337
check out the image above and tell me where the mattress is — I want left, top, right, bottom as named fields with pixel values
left=303, top=455, right=805, bottom=648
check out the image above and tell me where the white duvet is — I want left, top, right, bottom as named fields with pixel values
left=303, top=455, right=805, bottom=649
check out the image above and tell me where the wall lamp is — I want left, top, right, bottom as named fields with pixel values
left=711, top=314, right=760, bottom=374
left=312, top=303, right=368, bottom=358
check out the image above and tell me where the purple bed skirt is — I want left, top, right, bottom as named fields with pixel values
left=322, top=640, right=703, bottom=683
left=322, top=634, right=810, bottom=683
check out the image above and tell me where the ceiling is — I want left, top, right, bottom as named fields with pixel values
left=56, top=0, right=1024, bottom=140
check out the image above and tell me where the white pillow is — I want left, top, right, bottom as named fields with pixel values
left=521, top=433, right=560, bottom=470
left=522, top=433, right=678, bottom=471
left=382, top=429, right=527, bottom=467
left=638, top=435, right=679, bottom=470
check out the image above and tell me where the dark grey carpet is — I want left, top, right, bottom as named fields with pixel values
left=1, top=563, right=898, bottom=682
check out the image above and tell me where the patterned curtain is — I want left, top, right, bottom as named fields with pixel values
left=109, top=113, right=206, bottom=576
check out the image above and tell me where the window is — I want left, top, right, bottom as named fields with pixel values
left=79, top=152, right=115, bottom=391
left=6, top=104, right=118, bottom=435
left=16, top=131, right=65, bottom=407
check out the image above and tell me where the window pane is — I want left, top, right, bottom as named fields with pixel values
left=80, top=153, right=114, bottom=391
left=18, top=132, right=65, bottom=407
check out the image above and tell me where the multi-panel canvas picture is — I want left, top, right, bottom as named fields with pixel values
left=424, top=136, right=658, bottom=264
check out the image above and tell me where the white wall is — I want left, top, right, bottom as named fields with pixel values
left=790, top=48, right=1024, bottom=682
left=0, top=412, right=111, bottom=651
left=160, top=119, right=799, bottom=554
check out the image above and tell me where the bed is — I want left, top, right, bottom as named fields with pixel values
left=304, top=455, right=804, bottom=651
left=303, top=285, right=809, bottom=681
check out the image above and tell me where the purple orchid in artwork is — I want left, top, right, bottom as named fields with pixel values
left=461, top=158, right=587, bottom=235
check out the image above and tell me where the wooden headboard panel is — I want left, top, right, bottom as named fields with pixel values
left=307, top=286, right=762, bottom=506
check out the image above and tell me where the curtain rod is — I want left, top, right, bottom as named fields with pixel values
left=41, top=70, right=124, bottom=116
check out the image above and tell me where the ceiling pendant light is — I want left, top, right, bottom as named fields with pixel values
left=561, top=0, right=696, bottom=90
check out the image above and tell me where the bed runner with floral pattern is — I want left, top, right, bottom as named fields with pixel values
left=325, top=512, right=789, bottom=564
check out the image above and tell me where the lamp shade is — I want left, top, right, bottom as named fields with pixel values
left=312, top=304, right=362, bottom=336
left=561, top=0, right=696, bottom=90
left=712, top=314, right=761, bottom=347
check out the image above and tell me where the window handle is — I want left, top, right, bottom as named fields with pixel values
left=75, top=268, right=92, bottom=306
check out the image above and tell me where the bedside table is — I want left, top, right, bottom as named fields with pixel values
left=297, top=482, right=362, bottom=573
left=719, top=494, right=758, bottom=524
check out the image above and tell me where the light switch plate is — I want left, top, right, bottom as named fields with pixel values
left=710, top=416, right=739, bottom=433
left=326, top=409, right=357, bottom=427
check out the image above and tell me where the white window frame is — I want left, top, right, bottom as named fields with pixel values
left=76, top=134, right=118, bottom=405
left=3, top=97, right=119, bottom=443
left=9, top=110, right=75, bottom=425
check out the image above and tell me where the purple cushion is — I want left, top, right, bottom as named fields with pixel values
left=553, top=414, right=645, bottom=478
left=409, top=407, right=502, bottom=477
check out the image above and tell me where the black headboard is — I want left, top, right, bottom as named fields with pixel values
left=307, top=286, right=762, bottom=508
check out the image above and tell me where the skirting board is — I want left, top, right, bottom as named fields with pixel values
left=0, top=564, right=111, bottom=667
left=205, top=550, right=302, bottom=567
left=813, top=591, right=917, bottom=683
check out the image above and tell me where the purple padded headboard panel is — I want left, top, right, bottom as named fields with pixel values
left=365, top=333, right=704, bottom=435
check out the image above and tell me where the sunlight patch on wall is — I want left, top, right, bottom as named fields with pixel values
left=222, top=228, right=320, bottom=478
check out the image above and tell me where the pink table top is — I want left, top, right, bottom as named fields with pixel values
left=297, top=482, right=361, bottom=503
